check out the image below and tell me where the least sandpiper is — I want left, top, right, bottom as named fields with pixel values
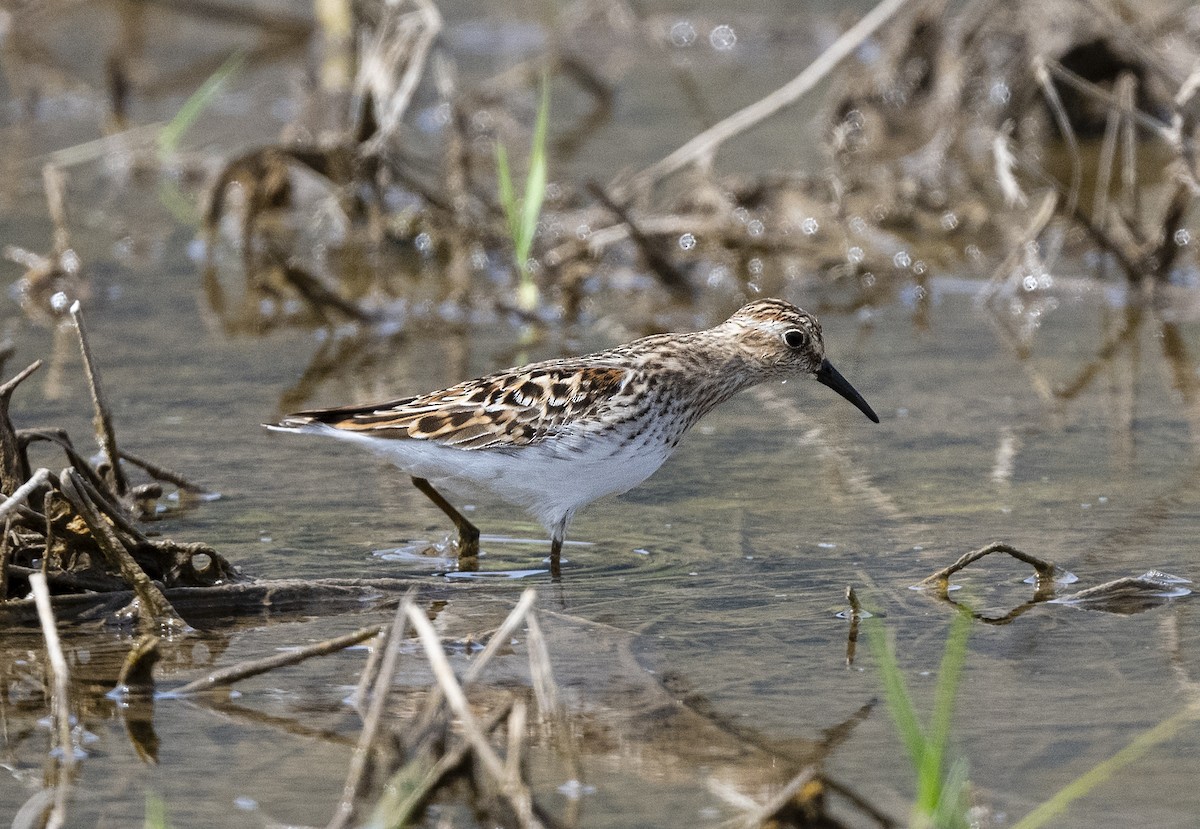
left=269, top=298, right=878, bottom=575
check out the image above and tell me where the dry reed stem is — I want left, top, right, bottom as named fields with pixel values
left=1033, top=56, right=1081, bottom=220
left=413, top=587, right=537, bottom=735
left=29, top=572, right=74, bottom=829
left=358, top=0, right=442, bottom=152
left=117, top=449, right=208, bottom=495
left=980, top=190, right=1058, bottom=303
left=328, top=598, right=410, bottom=829
left=366, top=699, right=515, bottom=827
left=68, top=302, right=127, bottom=495
left=733, top=764, right=818, bottom=829
left=525, top=610, right=581, bottom=786
left=347, top=625, right=388, bottom=719
left=171, top=624, right=383, bottom=697
left=0, top=467, right=51, bottom=523
left=405, top=600, right=546, bottom=829
left=30, top=572, right=75, bottom=770
left=915, top=541, right=1063, bottom=595
left=505, top=699, right=528, bottom=782
left=58, top=468, right=184, bottom=630
left=624, top=0, right=914, bottom=194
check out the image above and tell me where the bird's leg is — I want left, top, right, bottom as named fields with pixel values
left=410, top=477, right=480, bottom=566
left=549, top=533, right=563, bottom=580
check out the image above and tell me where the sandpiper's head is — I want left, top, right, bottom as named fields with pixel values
left=725, top=299, right=879, bottom=423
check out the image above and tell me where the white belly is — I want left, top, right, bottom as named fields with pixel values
left=293, top=422, right=673, bottom=532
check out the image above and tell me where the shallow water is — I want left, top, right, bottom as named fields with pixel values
left=2, top=2, right=1200, bottom=827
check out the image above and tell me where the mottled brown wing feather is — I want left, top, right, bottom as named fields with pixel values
left=288, top=364, right=630, bottom=449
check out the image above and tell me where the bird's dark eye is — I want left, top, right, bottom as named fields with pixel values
left=783, top=329, right=807, bottom=348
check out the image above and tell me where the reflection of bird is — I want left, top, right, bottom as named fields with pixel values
left=269, top=299, right=879, bottom=576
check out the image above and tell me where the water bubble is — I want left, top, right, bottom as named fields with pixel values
left=861, top=272, right=876, bottom=287
left=1022, top=274, right=1039, bottom=291
left=747, top=218, right=764, bottom=237
left=733, top=207, right=749, bottom=223
left=849, top=216, right=867, bottom=234
left=49, top=291, right=70, bottom=312
left=847, top=246, right=865, bottom=264
left=709, top=24, right=737, bottom=51
left=706, top=265, right=730, bottom=287
left=678, top=232, right=696, bottom=251
left=748, top=258, right=763, bottom=276
left=965, top=244, right=982, bottom=260
left=989, top=80, right=1011, bottom=105
left=940, top=212, right=959, bottom=230
left=60, top=249, right=81, bottom=274
left=912, top=259, right=928, bottom=275
left=414, top=232, right=433, bottom=254
left=669, top=20, right=696, bottom=47
left=576, top=223, right=591, bottom=240
left=801, top=217, right=819, bottom=235
left=558, top=779, right=597, bottom=798
left=1175, top=228, right=1191, bottom=246
left=893, top=250, right=912, bottom=268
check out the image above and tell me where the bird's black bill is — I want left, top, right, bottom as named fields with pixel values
left=815, top=358, right=879, bottom=423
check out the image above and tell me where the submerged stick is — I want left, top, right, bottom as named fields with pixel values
left=405, top=601, right=546, bottom=829
left=625, top=0, right=913, bottom=192
left=328, top=600, right=410, bottom=829
left=30, top=572, right=75, bottom=770
left=171, top=624, right=382, bottom=697
left=525, top=610, right=582, bottom=787
left=413, top=587, right=537, bottom=735
left=364, top=699, right=515, bottom=828
left=58, top=468, right=183, bottom=630
left=737, top=765, right=819, bottom=829
left=69, top=302, right=127, bottom=495
left=915, top=542, right=1063, bottom=595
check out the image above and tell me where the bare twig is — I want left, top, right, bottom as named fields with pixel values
left=405, top=600, right=546, bottom=829
left=1033, top=56, right=1081, bottom=220
left=736, top=765, right=819, bottom=829
left=327, top=599, right=410, bottom=829
left=117, top=450, right=208, bottom=495
left=624, top=0, right=914, bottom=193
left=413, top=587, right=537, bottom=735
left=69, top=302, right=127, bottom=495
left=365, top=699, right=515, bottom=827
left=171, top=624, right=382, bottom=697
left=58, top=468, right=184, bottom=630
left=30, top=572, right=75, bottom=771
left=0, top=467, right=51, bottom=523
left=915, top=541, right=1064, bottom=594
left=585, top=182, right=692, bottom=297
left=525, top=608, right=582, bottom=791
left=30, top=572, right=77, bottom=829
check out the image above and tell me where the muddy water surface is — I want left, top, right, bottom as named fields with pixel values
left=1, top=2, right=1199, bottom=828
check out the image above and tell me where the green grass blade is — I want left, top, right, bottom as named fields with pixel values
left=158, top=51, right=245, bottom=157
left=517, top=77, right=550, bottom=265
left=863, top=617, right=927, bottom=770
left=144, top=792, right=170, bottom=829
left=917, top=607, right=972, bottom=814
left=1010, top=707, right=1197, bottom=829
left=494, top=141, right=519, bottom=246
